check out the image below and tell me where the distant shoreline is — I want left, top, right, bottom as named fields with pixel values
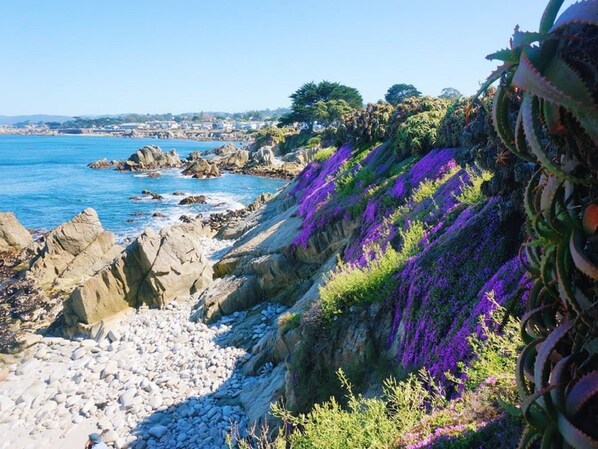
left=0, top=128, right=252, bottom=142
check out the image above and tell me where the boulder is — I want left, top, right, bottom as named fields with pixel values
left=179, top=195, right=206, bottom=205
left=250, top=147, right=275, bottom=165
left=0, top=212, right=32, bottom=251
left=121, top=146, right=182, bottom=171
left=87, top=158, right=113, bottom=169
left=29, top=208, right=122, bottom=292
left=192, top=275, right=261, bottom=323
left=181, top=158, right=220, bottom=178
left=210, top=143, right=237, bottom=156
left=216, top=150, right=249, bottom=170
left=64, top=223, right=213, bottom=326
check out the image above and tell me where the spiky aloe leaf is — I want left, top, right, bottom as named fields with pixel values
left=521, top=95, right=588, bottom=184
left=540, top=0, right=565, bottom=33
left=493, top=83, right=518, bottom=152
left=515, top=52, right=598, bottom=119
left=518, top=426, right=541, bottom=449
left=550, top=354, right=576, bottom=412
left=515, top=112, right=536, bottom=161
left=476, top=62, right=510, bottom=97
left=570, top=228, right=598, bottom=279
left=549, top=0, right=598, bottom=32
left=518, top=340, right=541, bottom=398
left=512, top=30, right=546, bottom=49
left=542, top=100, right=567, bottom=135
left=557, top=412, right=598, bottom=449
left=498, top=397, right=524, bottom=417
left=534, top=321, right=574, bottom=393
left=522, top=304, right=556, bottom=342
left=487, top=47, right=518, bottom=63
left=565, top=370, right=598, bottom=416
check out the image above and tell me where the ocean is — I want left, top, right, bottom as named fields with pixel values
left=0, top=135, right=287, bottom=240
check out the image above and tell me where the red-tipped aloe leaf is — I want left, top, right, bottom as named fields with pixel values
left=549, top=0, right=598, bottom=32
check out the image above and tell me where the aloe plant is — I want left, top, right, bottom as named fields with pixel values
left=482, top=0, right=598, bottom=447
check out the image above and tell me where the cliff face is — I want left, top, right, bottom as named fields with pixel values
left=194, top=137, right=528, bottom=416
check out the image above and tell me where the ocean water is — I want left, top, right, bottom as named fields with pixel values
left=0, top=135, right=287, bottom=240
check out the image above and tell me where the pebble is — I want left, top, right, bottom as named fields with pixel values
left=0, top=295, right=276, bottom=449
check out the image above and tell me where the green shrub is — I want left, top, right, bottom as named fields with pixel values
left=313, top=146, right=335, bottom=162
left=278, top=312, right=302, bottom=334
left=436, top=98, right=468, bottom=148
left=273, top=369, right=445, bottom=449
left=454, top=167, right=493, bottom=206
left=411, top=165, right=460, bottom=203
left=393, top=108, right=447, bottom=156
left=319, top=222, right=425, bottom=319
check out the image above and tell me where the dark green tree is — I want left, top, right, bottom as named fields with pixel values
left=438, top=87, right=462, bottom=100
left=279, top=81, right=363, bottom=127
left=384, top=83, right=421, bottom=105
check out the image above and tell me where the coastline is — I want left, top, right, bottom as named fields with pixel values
left=0, top=128, right=251, bottom=142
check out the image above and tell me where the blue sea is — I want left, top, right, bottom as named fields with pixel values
left=0, top=135, right=286, bottom=240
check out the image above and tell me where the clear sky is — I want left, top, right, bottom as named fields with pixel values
left=0, top=0, right=576, bottom=116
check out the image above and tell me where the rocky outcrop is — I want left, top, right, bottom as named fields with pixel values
left=206, top=143, right=238, bottom=156
left=0, top=212, right=32, bottom=251
left=215, top=150, right=250, bottom=170
left=29, top=208, right=122, bottom=293
left=88, top=145, right=182, bottom=172
left=181, top=158, right=220, bottom=178
left=64, top=222, right=213, bottom=328
left=179, top=195, right=206, bottom=205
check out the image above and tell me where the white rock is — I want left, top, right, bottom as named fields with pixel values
left=148, top=424, right=168, bottom=438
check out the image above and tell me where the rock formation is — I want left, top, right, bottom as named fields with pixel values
left=88, top=145, right=182, bottom=171
left=0, top=212, right=32, bottom=251
left=29, top=208, right=122, bottom=293
left=179, top=195, right=207, bottom=205
left=181, top=158, right=220, bottom=178
left=64, top=222, right=213, bottom=328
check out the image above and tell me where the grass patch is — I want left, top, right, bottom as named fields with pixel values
left=278, top=312, right=302, bottom=334
left=411, top=165, right=460, bottom=204
left=454, top=167, right=493, bottom=206
left=312, top=146, right=335, bottom=162
left=319, top=221, right=425, bottom=319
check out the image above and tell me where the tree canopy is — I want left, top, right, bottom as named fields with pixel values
left=439, top=87, right=463, bottom=100
left=279, top=81, right=363, bottom=127
left=384, top=83, right=421, bottom=105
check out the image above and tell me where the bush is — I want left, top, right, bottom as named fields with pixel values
left=393, top=108, right=447, bottom=156
left=344, top=101, right=396, bottom=146
left=454, top=167, right=493, bottom=206
left=273, top=369, right=445, bottom=449
left=312, top=147, right=335, bottom=162
left=436, top=98, right=468, bottom=148
left=319, top=222, right=425, bottom=319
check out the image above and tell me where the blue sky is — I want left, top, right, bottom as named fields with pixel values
left=0, top=0, right=576, bottom=116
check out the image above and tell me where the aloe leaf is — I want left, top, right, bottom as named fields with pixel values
left=565, top=370, right=598, bottom=417
left=557, top=412, right=598, bottom=449
left=475, top=62, right=510, bottom=97
left=542, top=100, right=566, bottom=135
left=550, top=354, right=575, bottom=412
left=518, top=341, right=540, bottom=399
left=487, top=48, right=517, bottom=62
left=515, top=112, right=535, bottom=162
left=521, top=95, right=588, bottom=184
left=518, top=426, right=541, bottom=449
left=522, top=304, right=556, bottom=342
left=540, top=0, right=565, bottom=33
left=498, top=397, right=523, bottom=417
left=534, top=321, right=574, bottom=393
left=492, top=84, right=517, bottom=152
left=570, top=228, right=598, bottom=279
left=549, top=0, right=598, bottom=32
left=515, top=52, right=597, bottom=118
left=512, top=30, right=546, bottom=49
